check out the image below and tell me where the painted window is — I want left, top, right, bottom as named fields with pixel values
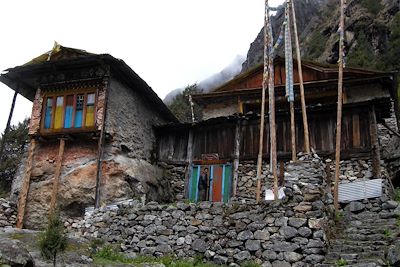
left=42, top=91, right=97, bottom=132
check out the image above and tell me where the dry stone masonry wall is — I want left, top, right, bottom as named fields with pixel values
left=0, top=198, right=16, bottom=228
left=67, top=159, right=331, bottom=266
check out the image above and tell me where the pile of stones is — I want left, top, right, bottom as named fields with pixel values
left=0, top=198, right=16, bottom=228
left=158, top=162, right=186, bottom=201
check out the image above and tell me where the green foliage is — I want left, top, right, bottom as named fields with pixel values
left=347, top=32, right=376, bottom=68
left=168, top=84, right=203, bottom=123
left=384, top=13, right=400, bottom=70
left=383, top=228, right=392, bottom=237
left=39, top=212, right=67, bottom=266
left=241, top=261, right=261, bottom=267
left=336, top=258, right=347, bottom=266
left=394, top=188, right=400, bottom=202
left=307, top=31, right=327, bottom=59
left=360, top=0, right=383, bottom=15
left=0, top=118, right=29, bottom=193
left=94, top=246, right=220, bottom=266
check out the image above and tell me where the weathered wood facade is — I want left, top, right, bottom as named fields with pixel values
left=156, top=58, right=395, bottom=164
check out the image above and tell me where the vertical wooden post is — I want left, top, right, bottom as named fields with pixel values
left=370, top=106, right=381, bottom=178
left=49, top=138, right=66, bottom=215
left=256, top=0, right=270, bottom=203
left=184, top=129, right=194, bottom=198
left=290, top=102, right=297, bottom=161
left=0, top=89, right=19, bottom=163
left=267, top=6, right=278, bottom=201
left=95, top=77, right=110, bottom=209
left=232, top=119, right=241, bottom=197
left=352, top=113, right=360, bottom=148
left=334, top=0, right=346, bottom=213
left=291, top=0, right=310, bottom=154
left=16, top=138, right=36, bottom=229
left=279, top=161, right=285, bottom=186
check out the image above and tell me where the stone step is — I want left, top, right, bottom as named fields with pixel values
left=343, top=226, right=398, bottom=235
left=340, top=233, right=392, bottom=242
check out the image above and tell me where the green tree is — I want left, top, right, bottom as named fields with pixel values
left=384, top=12, right=400, bottom=70
left=0, top=118, right=29, bottom=195
left=39, top=212, right=67, bottom=267
left=168, top=84, right=203, bottom=123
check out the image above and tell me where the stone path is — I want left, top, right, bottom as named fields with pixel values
left=318, top=199, right=400, bottom=267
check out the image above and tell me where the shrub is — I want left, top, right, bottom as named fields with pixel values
left=39, top=212, right=67, bottom=267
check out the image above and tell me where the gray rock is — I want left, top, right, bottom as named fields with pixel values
left=348, top=201, right=365, bottom=212
left=298, top=227, right=312, bottom=237
left=272, top=260, right=291, bottom=267
left=280, top=226, right=298, bottom=239
left=262, top=250, right=277, bottom=260
left=213, top=255, right=228, bottom=264
left=383, top=200, right=398, bottom=209
left=237, top=230, right=254, bottom=241
left=274, top=217, right=288, bottom=227
left=394, top=205, right=400, bottom=217
left=267, top=241, right=300, bottom=252
left=204, top=250, right=216, bottom=258
left=304, top=254, right=325, bottom=263
left=0, top=237, right=34, bottom=267
left=233, top=251, right=251, bottom=261
left=227, top=240, right=242, bottom=248
left=176, top=237, right=185, bottom=246
left=387, top=241, right=400, bottom=265
left=288, top=218, right=307, bottom=228
left=283, top=252, right=303, bottom=263
left=245, top=240, right=261, bottom=251
left=254, top=230, right=270, bottom=240
left=307, top=239, right=324, bottom=248
left=192, top=238, right=207, bottom=252
left=156, top=244, right=172, bottom=253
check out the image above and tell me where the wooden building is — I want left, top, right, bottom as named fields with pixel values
left=0, top=44, right=177, bottom=228
left=156, top=58, right=396, bottom=201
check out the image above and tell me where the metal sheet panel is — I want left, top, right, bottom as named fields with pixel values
left=338, top=179, right=382, bottom=202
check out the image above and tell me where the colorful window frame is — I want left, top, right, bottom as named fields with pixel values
left=41, top=89, right=97, bottom=134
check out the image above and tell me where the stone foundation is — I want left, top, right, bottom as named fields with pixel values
left=0, top=198, right=16, bottom=228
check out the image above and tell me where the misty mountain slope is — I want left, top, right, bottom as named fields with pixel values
left=243, top=0, right=400, bottom=72
left=163, top=55, right=245, bottom=104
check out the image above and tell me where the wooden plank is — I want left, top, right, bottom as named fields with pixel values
left=212, top=165, right=223, bottom=202
left=16, top=138, right=36, bottom=229
left=189, top=166, right=199, bottom=202
left=184, top=129, right=194, bottom=198
left=223, top=165, right=232, bottom=202
left=352, top=113, right=360, bottom=148
left=49, top=138, right=66, bottom=214
left=232, top=120, right=241, bottom=197
left=290, top=101, right=297, bottom=161
left=370, top=106, right=381, bottom=178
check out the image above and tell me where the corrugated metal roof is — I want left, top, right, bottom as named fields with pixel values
left=338, top=179, right=382, bottom=202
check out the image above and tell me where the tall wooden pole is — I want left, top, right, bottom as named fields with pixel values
left=268, top=14, right=278, bottom=200
left=334, top=0, right=345, bottom=212
left=49, top=138, right=66, bottom=215
left=232, top=119, right=241, bottom=197
left=0, top=88, right=19, bottom=163
left=291, top=0, right=311, bottom=154
left=16, top=138, right=36, bottom=229
left=95, top=77, right=110, bottom=208
left=370, top=106, right=381, bottom=179
left=255, top=0, right=270, bottom=203
left=285, top=1, right=296, bottom=162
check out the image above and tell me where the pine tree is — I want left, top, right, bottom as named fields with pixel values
left=168, top=84, right=203, bottom=123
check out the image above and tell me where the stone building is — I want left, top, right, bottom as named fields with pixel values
left=0, top=44, right=177, bottom=228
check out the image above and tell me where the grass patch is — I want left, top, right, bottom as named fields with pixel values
left=93, top=246, right=221, bottom=266
left=336, top=258, right=347, bottom=266
left=307, top=30, right=328, bottom=58
left=383, top=229, right=392, bottom=237
left=360, top=0, right=382, bottom=15
left=241, top=261, right=261, bottom=267
left=394, top=188, right=400, bottom=202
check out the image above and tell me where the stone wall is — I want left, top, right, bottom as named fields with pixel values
left=0, top=198, right=16, bottom=228
left=66, top=159, right=330, bottom=266
left=106, top=77, right=169, bottom=161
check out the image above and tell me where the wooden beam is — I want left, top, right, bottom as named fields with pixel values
left=49, top=138, right=66, bottom=214
left=0, top=89, right=19, bottom=163
left=334, top=0, right=346, bottom=213
left=95, top=77, right=110, bottom=208
left=352, top=113, right=360, bottom=148
left=279, top=161, right=285, bottom=186
left=290, top=101, right=297, bottom=161
left=382, top=120, right=400, bottom=138
left=370, top=106, right=381, bottom=178
left=232, top=119, right=241, bottom=197
left=16, top=138, right=36, bottom=229
left=291, top=0, right=310, bottom=154
left=256, top=0, right=270, bottom=203
left=184, top=129, right=194, bottom=198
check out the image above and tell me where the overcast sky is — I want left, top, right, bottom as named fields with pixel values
left=0, top=0, right=284, bottom=132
